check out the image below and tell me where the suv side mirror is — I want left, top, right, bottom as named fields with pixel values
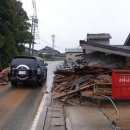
left=44, top=63, right=48, bottom=66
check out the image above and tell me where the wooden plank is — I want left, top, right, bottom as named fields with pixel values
left=94, top=91, right=112, bottom=96
left=53, top=76, right=75, bottom=83
left=96, top=83, right=112, bottom=86
left=53, top=84, right=94, bottom=100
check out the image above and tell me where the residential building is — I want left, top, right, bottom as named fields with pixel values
left=65, top=48, right=83, bottom=61
left=87, top=33, right=111, bottom=45
left=84, top=33, right=112, bottom=54
left=80, top=37, right=130, bottom=68
left=39, top=46, right=60, bottom=55
left=39, top=46, right=65, bottom=60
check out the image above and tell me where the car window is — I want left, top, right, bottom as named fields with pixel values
left=11, top=58, right=37, bottom=68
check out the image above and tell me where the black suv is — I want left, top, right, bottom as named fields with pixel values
left=8, top=56, right=47, bottom=86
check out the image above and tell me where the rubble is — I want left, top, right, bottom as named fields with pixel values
left=52, top=61, right=112, bottom=106
left=0, top=68, right=9, bottom=85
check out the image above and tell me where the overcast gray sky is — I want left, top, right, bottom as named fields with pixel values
left=21, top=0, right=130, bottom=52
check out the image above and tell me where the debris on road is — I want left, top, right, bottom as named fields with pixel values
left=0, top=68, right=9, bottom=85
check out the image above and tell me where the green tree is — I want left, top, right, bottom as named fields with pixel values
left=0, top=0, right=33, bottom=68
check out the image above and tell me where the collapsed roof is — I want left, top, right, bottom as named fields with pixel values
left=80, top=40, right=130, bottom=57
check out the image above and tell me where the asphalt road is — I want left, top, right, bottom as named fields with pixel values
left=0, top=61, right=62, bottom=130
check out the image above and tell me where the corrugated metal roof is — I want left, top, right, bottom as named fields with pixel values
left=112, top=45, right=130, bottom=50
left=80, top=40, right=130, bottom=57
left=87, top=33, right=111, bottom=39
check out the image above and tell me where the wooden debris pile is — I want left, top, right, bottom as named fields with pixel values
left=52, top=64, right=112, bottom=105
left=0, top=68, right=9, bottom=85
left=54, top=62, right=112, bottom=76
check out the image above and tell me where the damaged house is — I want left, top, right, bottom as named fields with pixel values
left=80, top=33, right=130, bottom=68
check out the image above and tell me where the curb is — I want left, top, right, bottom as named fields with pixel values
left=65, top=107, right=73, bottom=130
left=30, top=92, right=52, bottom=130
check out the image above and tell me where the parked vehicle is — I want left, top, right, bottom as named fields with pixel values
left=8, top=56, right=47, bottom=86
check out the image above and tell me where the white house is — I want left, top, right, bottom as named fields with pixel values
left=65, top=48, right=83, bottom=61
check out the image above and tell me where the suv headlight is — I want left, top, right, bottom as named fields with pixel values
left=37, top=68, right=41, bottom=75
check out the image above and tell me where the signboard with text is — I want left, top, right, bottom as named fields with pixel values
left=112, top=69, right=130, bottom=99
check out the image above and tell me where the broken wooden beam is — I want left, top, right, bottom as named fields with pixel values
left=53, top=84, right=95, bottom=100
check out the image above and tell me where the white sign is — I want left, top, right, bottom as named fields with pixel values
left=19, top=71, right=26, bottom=75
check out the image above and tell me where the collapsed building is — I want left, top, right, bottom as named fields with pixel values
left=52, top=34, right=130, bottom=129
left=80, top=33, right=130, bottom=69
left=53, top=33, right=130, bottom=104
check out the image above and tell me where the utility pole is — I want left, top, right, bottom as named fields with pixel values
left=29, top=17, right=34, bottom=55
left=29, top=0, right=39, bottom=56
left=31, top=17, right=38, bottom=55
left=51, top=34, right=55, bottom=50
left=51, top=34, right=55, bottom=60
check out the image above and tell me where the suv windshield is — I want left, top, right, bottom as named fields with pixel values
left=11, top=58, right=37, bottom=68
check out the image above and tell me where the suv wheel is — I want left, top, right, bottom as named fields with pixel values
left=44, top=70, right=47, bottom=80
left=11, top=81, right=17, bottom=86
left=38, top=80, right=43, bottom=86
